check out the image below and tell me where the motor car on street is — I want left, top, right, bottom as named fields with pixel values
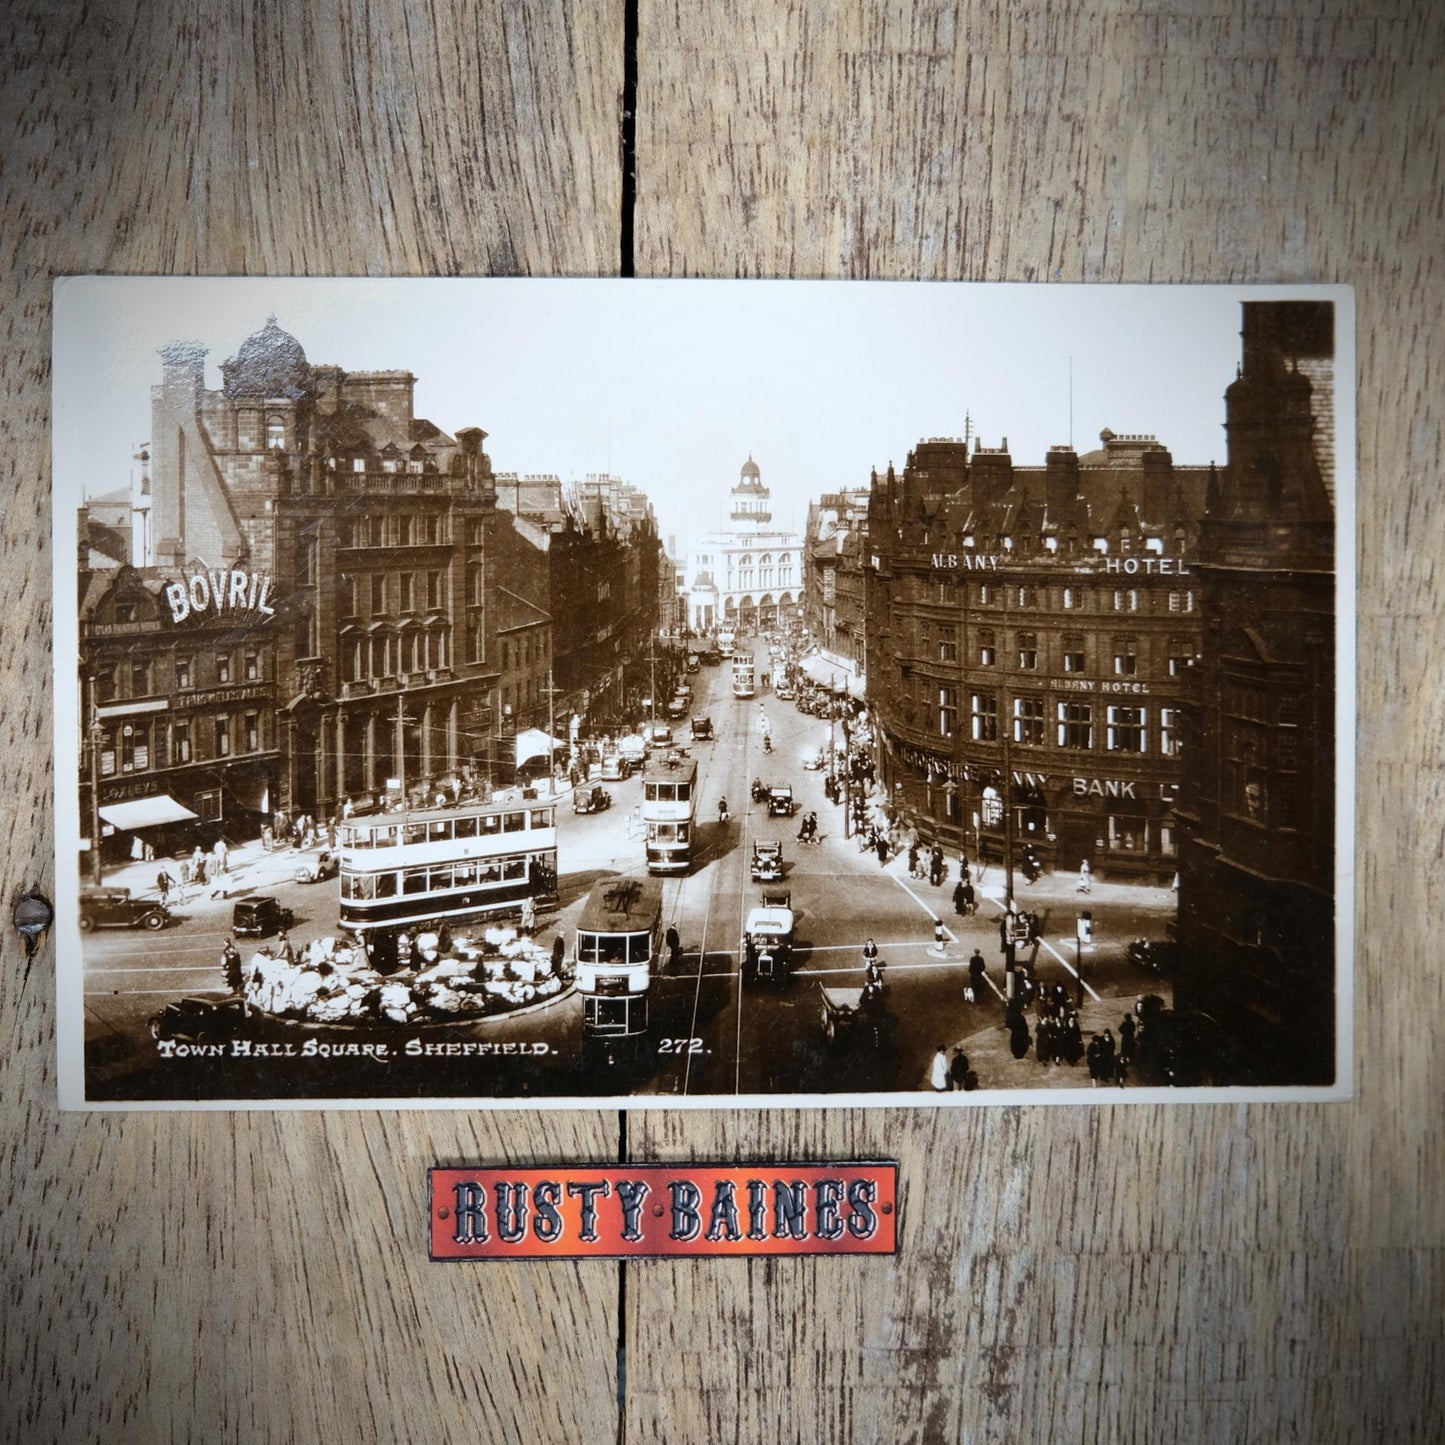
left=767, top=784, right=796, bottom=817
left=741, top=889, right=795, bottom=987
left=751, top=839, right=785, bottom=882
left=79, top=886, right=170, bottom=933
left=573, top=783, right=613, bottom=814
left=293, top=849, right=339, bottom=884
left=690, top=715, right=714, bottom=741
left=147, top=995, right=250, bottom=1045
left=645, top=722, right=673, bottom=749
left=667, top=694, right=689, bottom=720
left=600, top=754, right=626, bottom=781
left=232, top=895, right=296, bottom=938
left=775, top=684, right=794, bottom=700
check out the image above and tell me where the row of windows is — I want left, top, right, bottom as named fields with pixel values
left=340, top=809, right=553, bottom=849
left=345, top=628, right=452, bottom=683
left=96, top=712, right=267, bottom=776
left=903, top=578, right=1196, bottom=613
left=344, top=569, right=449, bottom=616
left=340, top=852, right=543, bottom=899
left=93, top=651, right=267, bottom=703
left=338, top=514, right=449, bottom=548
left=911, top=631, right=1196, bottom=678
left=935, top=694, right=1181, bottom=754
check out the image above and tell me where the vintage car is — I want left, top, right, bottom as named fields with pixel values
left=690, top=715, right=714, bottom=742
left=775, top=683, right=795, bottom=701
left=232, top=895, right=296, bottom=938
left=600, top=754, right=626, bottom=781
left=79, top=886, right=170, bottom=933
left=573, top=783, right=613, bottom=815
left=767, top=784, right=796, bottom=817
left=147, top=995, right=251, bottom=1045
left=666, top=693, right=689, bottom=720
left=645, top=722, right=673, bottom=749
left=685, top=653, right=700, bottom=674
left=750, top=839, right=785, bottom=883
left=741, top=890, right=795, bottom=987
left=293, top=849, right=339, bottom=884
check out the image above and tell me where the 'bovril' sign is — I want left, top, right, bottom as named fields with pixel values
left=164, top=568, right=276, bottom=624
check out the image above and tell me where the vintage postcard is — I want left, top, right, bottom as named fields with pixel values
left=52, top=278, right=1355, bottom=1109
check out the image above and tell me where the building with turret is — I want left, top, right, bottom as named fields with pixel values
left=680, top=455, right=803, bottom=635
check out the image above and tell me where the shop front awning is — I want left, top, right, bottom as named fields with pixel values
left=797, top=655, right=866, bottom=697
left=98, top=795, right=198, bottom=830
left=514, top=727, right=564, bottom=767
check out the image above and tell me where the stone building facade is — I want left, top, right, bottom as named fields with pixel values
left=680, top=456, right=803, bottom=635
left=1174, top=300, right=1338, bottom=1083
left=865, top=432, right=1211, bottom=882
left=803, top=489, right=870, bottom=674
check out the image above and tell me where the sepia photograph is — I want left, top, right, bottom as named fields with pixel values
left=52, top=277, right=1354, bottom=1109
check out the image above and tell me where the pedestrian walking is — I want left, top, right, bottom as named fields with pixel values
left=1008, top=1014, right=1032, bottom=1061
left=213, top=837, right=229, bottom=874
left=929, top=844, right=944, bottom=887
left=952, top=878, right=969, bottom=917
left=1076, top=858, right=1092, bottom=893
left=221, top=937, right=243, bottom=994
left=664, top=924, right=682, bottom=970
left=908, top=842, right=920, bottom=878
left=1118, top=1013, right=1137, bottom=1064
left=551, top=934, right=566, bottom=975
left=520, top=895, right=536, bottom=935
left=1086, top=1034, right=1104, bottom=1085
left=958, top=850, right=970, bottom=882
left=949, top=1048, right=970, bottom=1090
left=875, top=834, right=888, bottom=866
left=929, top=1044, right=950, bottom=1092
left=967, top=948, right=987, bottom=1003
left=155, top=868, right=174, bottom=904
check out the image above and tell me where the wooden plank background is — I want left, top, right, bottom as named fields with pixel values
left=2, top=1, right=1441, bottom=1440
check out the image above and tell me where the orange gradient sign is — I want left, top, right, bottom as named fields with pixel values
left=430, top=1162, right=898, bottom=1260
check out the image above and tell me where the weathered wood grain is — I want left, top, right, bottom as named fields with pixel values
left=632, top=2, right=1445, bottom=1442
left=0, top=3, right=624, bottom=1442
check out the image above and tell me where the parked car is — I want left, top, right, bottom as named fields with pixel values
left=573, top=784, right=613, bottom=815
left=775, top=684, right=795, bottom=701
left=232, top=895, right=295, bottom=938
left=148, top=995, right=250, bottom=1045
left=79, top=886, right=170, bottom=933
left=293, top=849, right=339, bottom=884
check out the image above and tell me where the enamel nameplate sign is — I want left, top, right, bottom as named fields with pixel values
left=429, top=1162, right=899, bottom=1260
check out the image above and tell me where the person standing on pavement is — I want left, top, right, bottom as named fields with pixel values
left=213, top=837, right=229, bottom=874
left=664, top=924, right=682, bottom=970
left=1076, top=858, right=1091, bottom=893
left=156, top=868, right=174, bottom=904
left=949, top=1048, right=970, bottom=1090
left=929, top=1044, right=950, bottom=1092
left=520, top=895, right=536, bottom=935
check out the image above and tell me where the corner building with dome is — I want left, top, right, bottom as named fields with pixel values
left=679, top=455, right=804, bottom=635
left=138, top=317, right=509, bottom=822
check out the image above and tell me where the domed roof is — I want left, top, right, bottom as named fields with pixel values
left=740, top=453, right=761, bottom=479
left=221, top=316, right=312, bottom=400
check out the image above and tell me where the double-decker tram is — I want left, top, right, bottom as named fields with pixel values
left=574, top=876, right=662, bottom=1060
left=732, top=650, right=756, bottom=698
left=641, top=755, right=698, bottom=873
left=337, top=799, right=558, bottom=963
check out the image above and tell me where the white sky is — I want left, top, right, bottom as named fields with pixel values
left=54, top=278, right=1317, bottom=546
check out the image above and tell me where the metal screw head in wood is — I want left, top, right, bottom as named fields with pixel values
left=13, top=889, right=53, bottom=956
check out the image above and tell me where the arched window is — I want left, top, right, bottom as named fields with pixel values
left=266, top=416, right=285, bottom=449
